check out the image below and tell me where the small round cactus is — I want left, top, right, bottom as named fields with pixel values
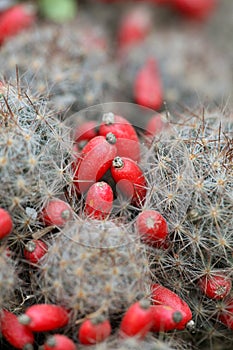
left=35, top=218, right=151, bottom=320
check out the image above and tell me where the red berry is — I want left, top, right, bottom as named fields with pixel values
left=151, top=305, right=183, bottom=332
left=111, top=156, right=147, bottom=207
left=198, top=274, right=232, bottom=300
left=0, top=310, right=34, bottom=349
left=43, top=334, right=76, bottom=350
left=151, top=283, right=192, bottom=330
left=136, top=210, right=168, bottom=247
left=74, top=120, right=98, bottom=143
left=0, top=207, right=13, bottom=239
left=117, top=6, right=152, bottom=51
left=73, top=134, right=117, bottom=194
left=0, top=4, right=36, bottom=45
left=84, top=181, right=113, bottom=220
left=218, top=297, right=233, bottom=330
left=78, top=316, right=111, bottom=345
left=171, top=0, right=216, bottom=19
left=134, top=57, right=163, bottom=111
left=120, top=300, right=153, bottom=339
left=18, top=304, right=69, bottom=332
left=24, top=239, right=48, bottom=264
left=99, top=113, right=140, bottom=162
left=41, top=199, right=73, bottom=227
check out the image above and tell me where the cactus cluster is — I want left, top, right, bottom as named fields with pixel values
left=143, top=107, right=233, bottom=349
left=0, top=80, right=70, bottom=245
left=0, top=11, right=118, bottom=114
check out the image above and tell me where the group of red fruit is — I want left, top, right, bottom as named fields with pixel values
left=0, top=109, right=232, bottom=349
left=99, top=0, right=216, bottom=20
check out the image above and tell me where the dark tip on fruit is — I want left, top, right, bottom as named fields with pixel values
left=46, top=335, right=56, bottom=347
left=23, top=344, right=34, bottom=350
left=25, top=241, right=36, bottom=253
left=102, top=112, right=115, bottom=125
left=18, top=314, right=31, bottom=325
left=139, top=299, right=151, bottom=309
left=91, top=314, right=106, bottom=325
left=61, top=209, right=72, bottom=220
left=106, top=132, right=116, bottom=145
left=112, top=156, right=124, bottom=169
left=172, top=311, right=183, bottom=323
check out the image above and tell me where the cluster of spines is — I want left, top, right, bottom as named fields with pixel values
left=143, top=106, right=233, bottom=348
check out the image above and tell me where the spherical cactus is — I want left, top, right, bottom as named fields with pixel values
left=35, top=218, right=151, bottom=320
left=0, top=80, right=71, bottom=240
left=0, top=12, right=118, bottom=114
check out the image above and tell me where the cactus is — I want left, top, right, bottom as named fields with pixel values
left=35, top=217, right=151, bottom=321
left=0, top=80, right=71, bottom=246
left=0, top=12, right=118, bottom=115
left=143, top=107, right=233, bottom=349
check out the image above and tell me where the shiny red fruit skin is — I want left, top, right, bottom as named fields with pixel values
left=218, top=297, right=233, bottom=330
left=78, top=318, right=111, bottom=345
left=0, top=5, right=35, bottom=44
left=134, top=57, right=163, bottom=111
left=198, top=274, right=232, bottom=300
left=111, top=156, right=147, bottom=207
left=151, top=283, right=192, bottom=329
left=84, top=181, right=113, bottom=219
left=0, top=310, right=34, bottom=349
left=120, top=301, right=153, bottom=339
left=171, top=0, right=216, bottom=19
left=73, top=136, right=117, bottom=194
left=99, top=114, right=140, bottom=162
left=151, top=305, right=183, bottom=332
left=24, top=239, right=48, bottom=264
left=41, top=199, right=73, bottom=227
left=74, top=120, right=98, bottom=143
left=0, top=208, right=13, bottom=239
left=136, top=210, right=168, bottom=247
left=20, top=304, right=69, bottom=332
left=117, top=6, right=152, bottom=50
left=43, top=334, right=76, bottom=350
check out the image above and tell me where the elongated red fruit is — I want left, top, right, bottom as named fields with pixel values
left=99, top=113, right=140, bottom=162
left=41, top=198, right=73, bottom=227
left=43, top=334, right=76, bottom=350
left=24, top=239, right=48, bottom=264
left=151, top=283, right=192, bottom=329
left=117, top=6, right=152, bottom=50
left=18, top=304, right=69, bottom=332
left=120, top=300, right=153, bottom=339
left=111, top=156, right=147, bottom=207
left=171, top=0, right=216, bottom=20
left=136, top=210, right=168, bottom=247
left=218, top=297, right=233, bottom=330
left=198, top=274, right=232, bottom=300
left=0, top=4, right=36, bottom=44
left=78, top=316, right=111, bottom=345
left=0, top=207, right=13, bottom=239
left=151, top=305, right=183, bottom=332
left=73, top=134, right=117, bottom=194
left=134, top=57, right=163, bottom=111
left=84, top=181, right=113, bottom=219
left=0, top=310, right=34, bottom=349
